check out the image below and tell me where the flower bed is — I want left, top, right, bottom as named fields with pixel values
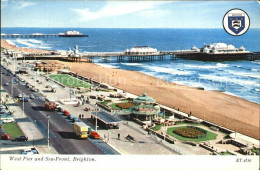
left=173, top=126, right=207, bottom=139
left=116, top=102, right=135, bottom=109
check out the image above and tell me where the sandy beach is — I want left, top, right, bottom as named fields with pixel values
left=1, top=39, right=259, bottom=139
left=1, top=39, right=49, bottom=53
left=58, top=61, right=259, bottom=140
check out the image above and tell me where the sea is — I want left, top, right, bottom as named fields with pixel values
left=2, top=28, right=260, bottom=104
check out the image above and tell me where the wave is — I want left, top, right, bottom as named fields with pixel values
left=255, top=88, right=260, bottom=92
left=251, top=69, right=260, bottom=72
left=184, top=63, right=229, bottom=69
left=9, top=38, right=50, bottom=50
left=6, top=39, right=16, bottom=46
left=97, top=63, right=118, bottom=69
left=251, top=61, right=260, bottom=65
left=28, top=39, right=43, bottom=44
left=121, top=63, right=142, bottom=66
left=224, top=70, right=260, bottom=79
left=198, top=74, right=258, bottom=86
left=223, top=92, right=239, bottom=97
left=144, top=65, right=193, bottom=76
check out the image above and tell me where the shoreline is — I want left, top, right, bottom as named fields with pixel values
left=58, top=60, right=259, bottom=140
left=1, top=39, right=259, bottom=140
left=1, top=39, right=49, bottom=53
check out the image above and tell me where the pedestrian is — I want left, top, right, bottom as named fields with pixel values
left=118, top=133, right=120, bottom=140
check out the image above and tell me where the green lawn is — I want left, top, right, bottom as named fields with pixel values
left=49, top=74, right=91, bottom=88
left=3, top=122, right=24, bottom=139
left=100, top=100, right=111, bottom=106
left=218, top=151, right=235, bottom=155
left=151, top=124, right=162, bottom=131
left=109, top=103, right=121, bottom=110
left=251, top=147, right=260, bottom=155
left=167, top=126, right=217, bottom=142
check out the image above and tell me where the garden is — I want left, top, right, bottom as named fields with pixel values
left=251, top=147, right=260, bottom=155
left=218, top=151, right=235, bottom=155
left=167, top=126, right=217, bottom=142
left=49, top=74, right=91, bottom=88
left=100, top=99, right=135, bottom=110
left=3, top=122, right=24, bottom=139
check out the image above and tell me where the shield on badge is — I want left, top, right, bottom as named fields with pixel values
left=228, top=16, right=245, bottom=34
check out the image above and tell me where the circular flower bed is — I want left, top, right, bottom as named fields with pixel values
left=116, top=102, right=136, bottom=109
left=173, top=126, right=207, bottom=139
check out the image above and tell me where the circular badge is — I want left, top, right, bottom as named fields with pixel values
left=223, top=8, right=250, bottom=36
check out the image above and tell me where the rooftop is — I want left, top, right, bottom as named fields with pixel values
left=134, top=93, right=156, bottom=103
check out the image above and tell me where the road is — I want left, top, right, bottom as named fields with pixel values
left=1, top=66, right=118, bottom=154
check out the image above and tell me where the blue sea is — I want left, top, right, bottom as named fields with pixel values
left=2, top=28, right=260, bottom=104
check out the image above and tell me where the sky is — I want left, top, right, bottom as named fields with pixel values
left=1, top=0, right=260, bottom=28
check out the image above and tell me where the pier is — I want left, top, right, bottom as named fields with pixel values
left=3, top=44, right=260, bottom=62
left=1, top=34, right=60, bottom=38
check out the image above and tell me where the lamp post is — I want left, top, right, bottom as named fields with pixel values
left=95, top=113, right=98, bottom=132
left=164, top=110, right=166, bottom=141
left=47, top=115, right=50, bottom=148
left=22, top=92, right=25, bottom=117
left=11, top=77, right=15, bottom=97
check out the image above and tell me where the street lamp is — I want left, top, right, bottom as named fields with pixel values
left=164, top=110, right=166, bottom=141
left=22, top=92, right=25, bottom=117
left=47, top=115, right=50, bottom=148
left=11, top=77, right=15, bottom=97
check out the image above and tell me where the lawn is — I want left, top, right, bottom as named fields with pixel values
left=251, top=147, right=260, bottom=155
left=151, top=124, right=162, bottom=131
left=3, top=122, right=24, bottom=139
left=100, top=100, right=111, bottom=106
left=218, top=151, right=235, bottom=155
left=167, top=126, right=217, bottom=142
left=49, top=74, right=91, bottom=88
left=109, top=103, right=121, bottom=110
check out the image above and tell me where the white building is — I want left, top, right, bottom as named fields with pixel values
left=125, top=46, right=159, bottom=55
left=202, top=43, right=249, bottom=54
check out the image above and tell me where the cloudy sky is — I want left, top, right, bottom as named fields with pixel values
left=1, top=1, right=260, bottom=28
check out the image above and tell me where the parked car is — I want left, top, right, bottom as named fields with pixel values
left=72, top=117, right=79, bottom=122
left=63, top=110, right=70, bottom=116
left=0, top=105, right=6, bottom=109
left=0, top=134, right=11, bottom=140
left=18, top=94, right=23, bottom=98
left=12, top=135, right=28, bottom=142
left=89, top=131, right=100, bottom=139
left=29, top=94, right=36, bottom=99
left=21, top=149, right=34, bottom=155
left=4, top=82, right=9, bottom=86
left=20, top=96, right=29, bottom=102
left=68, top=114, right=75, bottom=120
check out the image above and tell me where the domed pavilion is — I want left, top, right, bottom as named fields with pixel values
left=129, top=93, right=160, bottom=121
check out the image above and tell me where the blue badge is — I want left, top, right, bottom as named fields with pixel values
left=228, top=16, right=245, bottom=35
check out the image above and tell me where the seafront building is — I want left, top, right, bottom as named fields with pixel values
left=125, top=46, right=159, bottom=55
left=118, top=93, right=160, bottom=121
left=199, top=43, right=249, bottom=54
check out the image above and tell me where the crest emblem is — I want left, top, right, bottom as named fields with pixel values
left=223, top=9, right=250, bottom=36
left=228, top=16, right=245, bottom=34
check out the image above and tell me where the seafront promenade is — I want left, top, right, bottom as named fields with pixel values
left=1, top=54, right=259, bottom=156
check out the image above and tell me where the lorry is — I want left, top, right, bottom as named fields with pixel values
left=45, top=97, right=56, bottom=111
left=73, top=122, right=90, bottom=139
